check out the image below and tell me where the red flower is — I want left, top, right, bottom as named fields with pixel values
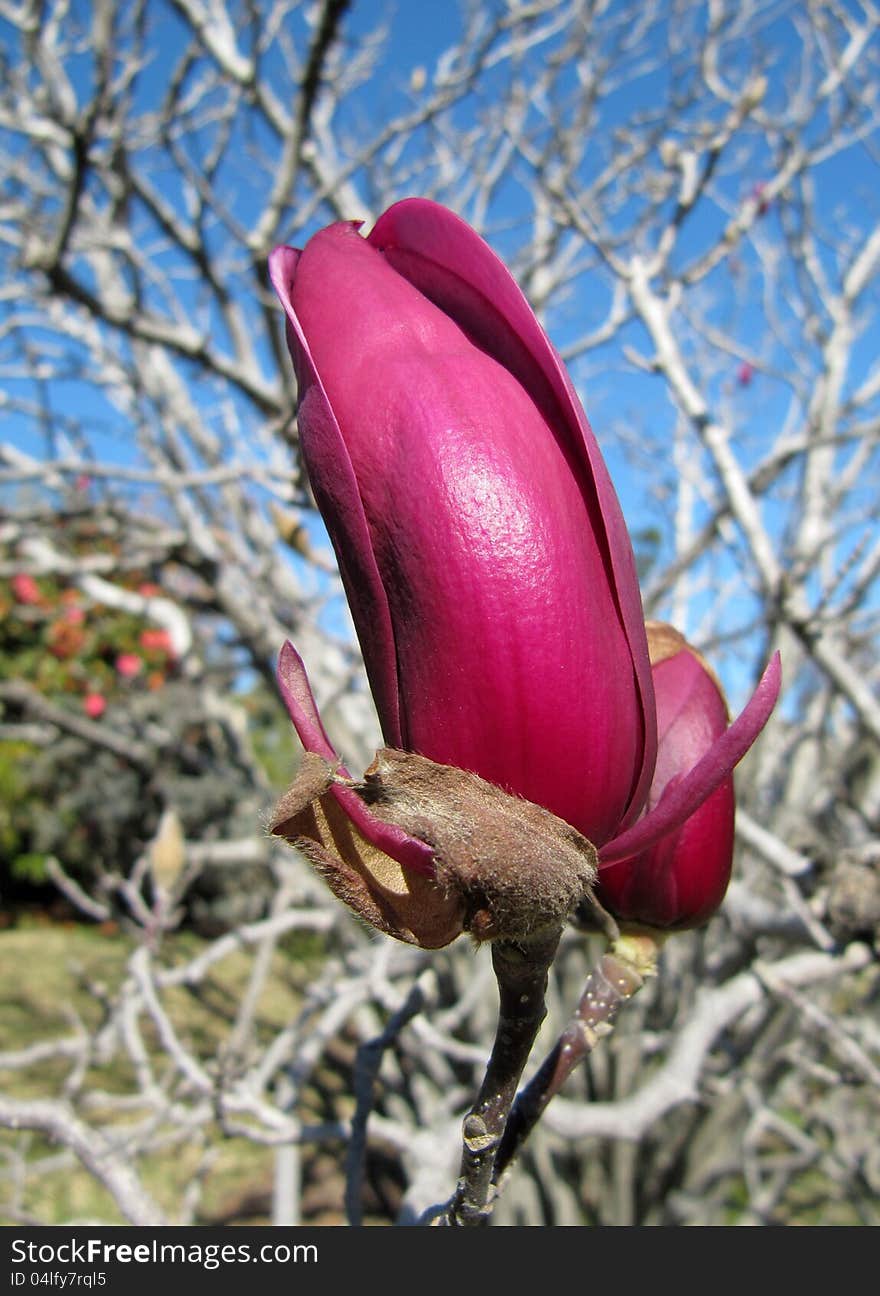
left=597, top=624, right=755, bottom=929
left=139, top=627, right=174, bottom=656
left=11, top=573, right=41, bottom=605
left=115, top=653, right=143, bottom=678
left=83, top=693, right=107, bottom=719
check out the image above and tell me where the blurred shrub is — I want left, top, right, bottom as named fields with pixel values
left=1, top=552, right=294, bottom=929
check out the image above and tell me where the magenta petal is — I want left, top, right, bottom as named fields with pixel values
left=277, top=638, right=349, bottom=771
left=268, top=247, right=403, bottom=746
left=368, top=198, right=655, bottom=828
left=281, top=221, right=645, bottom=843
left=599, top=652, right=782, bottom=867
left=276, top=642, right=436, bottom=878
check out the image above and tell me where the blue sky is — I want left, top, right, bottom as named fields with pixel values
left=2, top=0, right=877, bottom=705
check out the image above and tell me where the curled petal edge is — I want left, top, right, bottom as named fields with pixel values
left=599, top=652, right=781, bottom=868
left=268, top=247, right=403, bottom=746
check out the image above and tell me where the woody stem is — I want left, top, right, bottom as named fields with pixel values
left=438, top=927, right=561, bottom=1227
left=493, top=930, right=663, bottom=1185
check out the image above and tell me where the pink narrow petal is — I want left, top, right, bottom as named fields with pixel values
left=368, top=198, right=656, bottom=828
left=269, top=246, right=403, bottom=746
left=277, top=639, right=349, bottom=769
left=276, top=642, right=436, bottom=878
left=647, top=649, right=728, bottom=800
left=599, top=652, right=781, bottom=867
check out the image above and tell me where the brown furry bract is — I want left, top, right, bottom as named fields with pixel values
left=270, top=747, right=598, bottom=948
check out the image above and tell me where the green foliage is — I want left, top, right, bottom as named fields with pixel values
left=1, top=544, right=302, bottom=928
left=0, top=571, right=175, bottom=704
left=0, top=740, right=29, bottom=847
left=1, top=529, right=183, bottom=904
left=243, top=684, right=299, bottom=790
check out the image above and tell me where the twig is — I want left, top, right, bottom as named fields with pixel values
left=345, top=971, right=433, bottom=1226
left=432, top=928, right=561, bottom=1227
left=45, top=857, right=113, bottom=922
left=0, top=681, right=154, bottom=771
left=495, top=931, right=662, bottom=1185
left=542, top=943, right=873, bottom=1143
left=0, top=1095, right=166, bottom=1226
